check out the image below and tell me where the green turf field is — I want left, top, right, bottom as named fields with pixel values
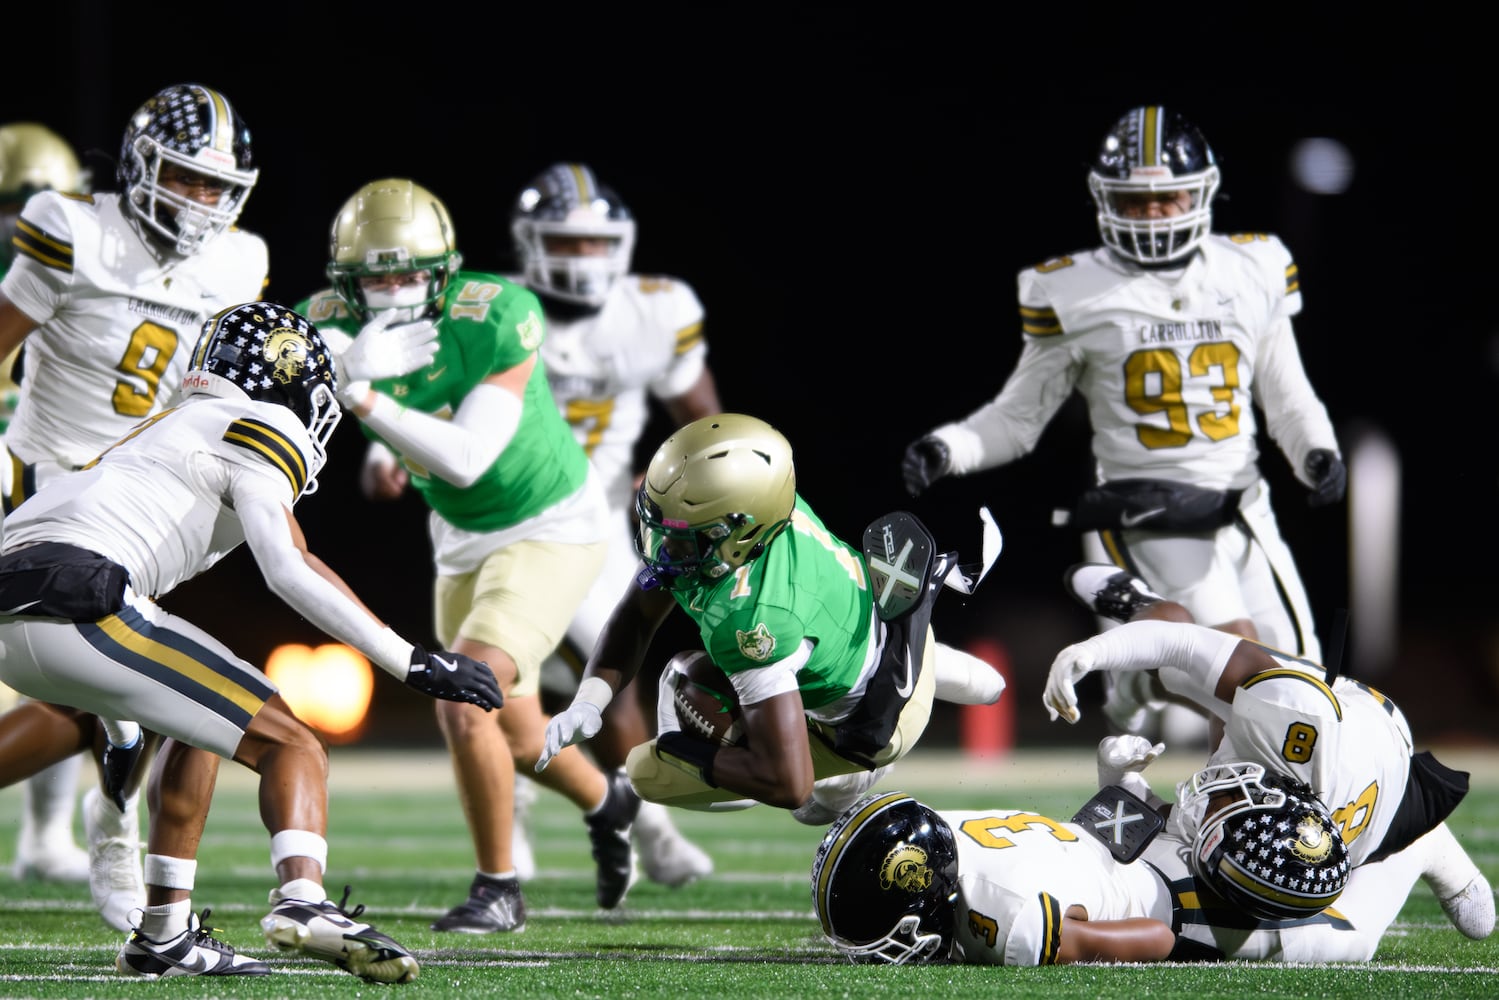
left=0, top=746, right=1493, bottom=998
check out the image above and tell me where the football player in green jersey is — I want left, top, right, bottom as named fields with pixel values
left=537, top=413, right=1005, bottom=823
left=298, top=179, right=635, bottom=932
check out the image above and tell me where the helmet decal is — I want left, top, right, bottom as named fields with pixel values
left=263, top=328, right=311, bottom=385
left=879, top=845, right=935, bottom=893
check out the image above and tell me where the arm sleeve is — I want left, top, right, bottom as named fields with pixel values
left=232, top=473, right=413, bottom=678
left=1072, top=620, right=1241, bottom=720
left=1254, top=315, right=1340, bottom=486
left=931, top=336, right=1080, bottom=475
left=359, top=381, right=522, bottom=488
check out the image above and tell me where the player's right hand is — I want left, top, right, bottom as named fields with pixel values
left=336, top=313, right=440, bottom=405
left=404, top=646, right=503, bottom=711
left=1096, top=734, right=1165, bottom=788
left=536, top=703, right=603, bottom=772
left=900, top=436, right=950, bottom=497
left=1043, top=642, right=1095, bottom=724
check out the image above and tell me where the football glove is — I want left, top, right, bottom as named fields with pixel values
left=1096, top=734, right=1165, bottom=789
left=404, top=645, right=503, bottom=711
left=335, top=313, right=440, bottom=407
left=1043, top=641, right=1097, bottom=724
left=900, top=435, right=950, bottom=497
left=1304, top=448, right=1346, bottom=507
left=536, top=702, right=603, bottom=772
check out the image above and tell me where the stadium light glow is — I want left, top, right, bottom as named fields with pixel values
left=264, top=643, right=375, bottom=742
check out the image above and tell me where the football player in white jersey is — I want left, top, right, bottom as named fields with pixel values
left=901, top=106, right=1345, bottom=739
left=0, top=119, right=96, bottom=886
left=514, top=162, right=719, bottom=887
left=0, top=303, right=502, bottom=980
left=1043, top=563, right=1493, bottom=933
left=0, top=84, right=269, bottom=928
left=812, top=766, right=1489, bottom=966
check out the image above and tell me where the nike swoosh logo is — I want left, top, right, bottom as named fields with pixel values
left=433, top=656, right=459, bottom=673
left=892, top=645, right=914, bottom=699
left=1120, top=507, right=1167, bottom=528
left=426, top=367, right=446, bottom=381
left=0, top=600, right=40, bottom=614
left=178, top=950, right=214, bottom=974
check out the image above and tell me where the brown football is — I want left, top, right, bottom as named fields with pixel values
left=669, top=650, right=746, bottom=747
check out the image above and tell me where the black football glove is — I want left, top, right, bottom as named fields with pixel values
left=405, top=645, right=504, bottom=711
left=1304, top=449, right=1346, bottom=507
left=101, top=734, right=145, bottom=812
left=901, top=436, right=951, bottom=497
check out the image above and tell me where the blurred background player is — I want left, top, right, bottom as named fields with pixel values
left=901, top=105, right=1345, bottom=745
left=506, top=161, right=719, bottom=887
left=0, top=84, right=267, bottom=929
left=0, top=302, right=503, bottom=981
left=300, top=178, right=635, bottom=933
left=0, top=120, right=92, bottom=886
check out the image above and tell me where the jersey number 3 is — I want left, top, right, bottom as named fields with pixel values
left=1125, top=342, right=1242, bottom=449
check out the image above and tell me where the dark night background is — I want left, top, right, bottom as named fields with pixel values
left=7, top=7, right=1496, bottom=749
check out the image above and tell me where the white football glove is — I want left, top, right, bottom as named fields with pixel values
left=335, top=313, right=440, bottom=406
left=1043, top=641, right=1097, bottom=724
left=536, top=702, right=603, bottom=772
left=1096, top=734, right=1165, bottom=788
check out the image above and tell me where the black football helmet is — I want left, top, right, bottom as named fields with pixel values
left=182, top=302, right=340, bottom=494
left=511, top=162, right=635, bottom=308
left=635, top=414, right=796, bottom=592
left=1174, top=761, right=1350, bottom=921
left=118, top=83, right=258, bottom=255
left=811, top=791, right=960, bottom=964
left=1089, top=105, right=1219, bottom=266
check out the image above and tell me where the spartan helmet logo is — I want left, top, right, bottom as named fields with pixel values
left=1291, top=814, right=1334, bottom=864
left=261, top=327, right=310, bottom=385
left=878, top=845, right=935, bottom=893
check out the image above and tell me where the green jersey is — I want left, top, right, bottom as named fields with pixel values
left=674, top=495, right=874, bottom=710
left=299, top=271, right=588, bottom=532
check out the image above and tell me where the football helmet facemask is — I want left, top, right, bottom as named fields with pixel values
left=635, top=413, right=795, bottom=592
left=1173, top=761, right=1350, bottom=921
left=327, top=178, right=463, bottom=324
left=1089, top=105, right=1219, bottom=266
left=811, top=791, right=959, bottom=964
left=183, top=302, right=340, bottom=495
left=118, top=84, right=258, bottom=256
left=511, top=162, right=635, bottom=308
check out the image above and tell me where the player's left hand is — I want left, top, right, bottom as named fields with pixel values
left=1304, top=449, right=1346, bottom=507
left=901, top=436, right=950, bottom=497
left=1044, top=642, right=1096, bottom=724
left=536, top=703, right=603, bottom=772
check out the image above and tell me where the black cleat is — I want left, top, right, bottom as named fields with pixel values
left=1064, top=563, right=1164, bottom=624
left=431, top=874, right=527, bottom=933
left=585, top=771, right=640, bottom=909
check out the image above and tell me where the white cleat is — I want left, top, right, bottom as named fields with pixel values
left=12, top=836, right=90, bottom=883
left=1419, top=822, right=1496, bottom=940
left=1440, top=874, right=1496, bottom=941
left=634, top=801, right=713, bottom=888
left=83, top=787, right=146, bottom=933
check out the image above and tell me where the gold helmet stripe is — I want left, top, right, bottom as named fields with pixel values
left=202, top=86, right=237, bottom=156
left=812, top=790, right=910, bottom=935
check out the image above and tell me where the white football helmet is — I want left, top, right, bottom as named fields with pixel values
left=511, top=162, right=635, bottom=308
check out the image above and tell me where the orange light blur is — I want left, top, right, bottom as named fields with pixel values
left=264, top=643, right=375, bottom=743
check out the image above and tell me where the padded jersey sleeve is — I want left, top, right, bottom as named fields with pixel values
left=0, top=190, right=83, bottom=325
left=642, top=276, right=708, bottom=400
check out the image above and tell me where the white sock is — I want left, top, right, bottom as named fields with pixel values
left=275, top=877, right=326, bottom=905
left=138, top=899, right=191, bottom=941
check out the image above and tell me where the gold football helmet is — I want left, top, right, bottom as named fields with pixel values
left=327, top=178, right=463, bottom=322
left=635, top=413, right=796, bottom=591
left=0, top=123, right=84, bottom=202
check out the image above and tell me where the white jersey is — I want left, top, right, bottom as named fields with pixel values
left=538, top=275, right=706, bottom=508
left=1, top=393, right=309, bottom=599
left=943, top=805, right=1402, bottom=965
left=1, top=190, right=268, bottom=472
left=939, top=236, right=1337, bottom=491
left=1216, top=665, right=1414, bottom=867
left=944, top=807, right=1167, bottom=965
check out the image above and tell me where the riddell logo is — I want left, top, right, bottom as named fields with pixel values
left=182, top=373, right=213, bottom=389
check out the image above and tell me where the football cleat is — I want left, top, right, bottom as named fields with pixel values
left=585, top=770, right=640, bottom=908
left=1440, top=875, right=1496, bottom=941
left=260, top=884, right=418, bottom=984
left=1419, top=823, right=1496, bottom=940
left=430, top=873, right=526, bottom=933
left=634, top=800, right=713, bottom=888
left=11, top=834, right=90, bottom=884
left=83, top=787, right=146, bottom=932
left=1064, top=562, right=1163, bottom=624
left=117, top=908, right=271, bottom=978
left=792, top=765, right=894, bottom=827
